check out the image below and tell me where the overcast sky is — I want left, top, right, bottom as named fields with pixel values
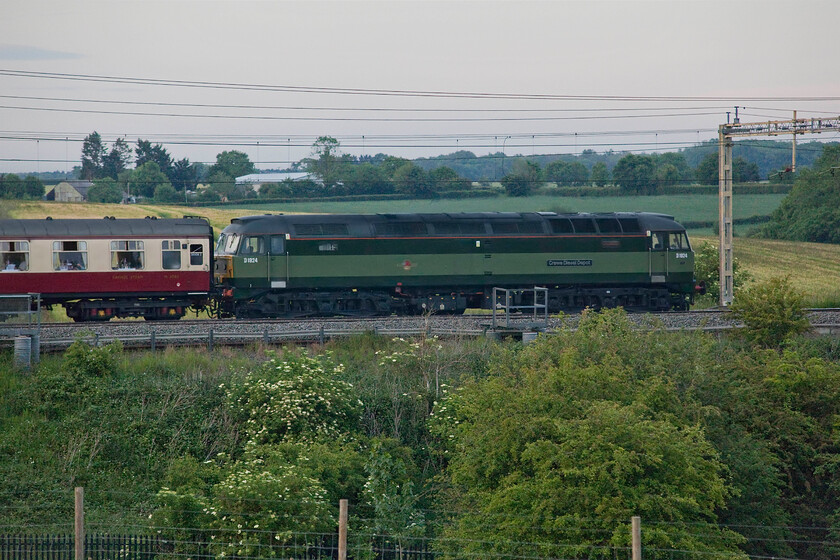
left=1, top=0, right=839, bottom=174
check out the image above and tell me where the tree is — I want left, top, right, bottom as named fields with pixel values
left=345, top=163, right=393, bottom=195
left=364, top=439, right=425, bottom=554
left=757, top=144, right=840, bottom=243
left=305, top=136, right=345, bottom=189
left=612, top=154, right=656, bottom=194
left=204, top=171, right=236, bottom=201
left=697, top=153, right=760, bottom=185
left=102, top=138, right=132, bottom=179
left=170, top=158, right=198, bottom=193
left=87, top=178, right=124, bottom=203
left=544, top=160, right=588, bottom=186
left=259, top=182, right=294, bottom=199
left=208, top=150, right=255, bottom=181
left=733, top=156, right=760, bottom=182
left=135, top=140, right=173, bottom=178
left=693, top=241, right=751, bottom=305
left=591, top=161, right=610, bottom=186
left=695, top=152, right=718, bottom=185
left=655, top=162, right=680, bottom=189
left=22, top=175, right=44, bottom=199
left=429, top=166, right=470, bottom=191
left=433, top=309, right=746, bottom=560
left=501, top=160, right=540, bottom=197
left=80, top=132, right=106, bottom=180
left=393, top=163, right=433, bottom=198
left=154, top=183, right=181, bottom=203
left=730, top=276, right=809, bottom=348
left=130, top=161, right=171, bottom=198
left=0, top=174, right=24, bottom=198
left=654, top=152, right=694, bottom=185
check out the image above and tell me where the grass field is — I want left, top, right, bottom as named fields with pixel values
left=5, top=197, right=838, bottom=306
left=228, top=193, right=787, bottom=225
left=693, top=235, right=840, bottom=306
left=4, top=200, right=245, bottom=233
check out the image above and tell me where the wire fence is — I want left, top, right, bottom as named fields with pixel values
left=0, top=533, right=438, bottom=560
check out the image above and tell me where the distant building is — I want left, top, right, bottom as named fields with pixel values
left=44, top=180, right=93, bottom=202
left=235, top=172, right=316, bottom=192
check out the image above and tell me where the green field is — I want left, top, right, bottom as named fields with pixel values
left=225, top=193, right=786, bottom=226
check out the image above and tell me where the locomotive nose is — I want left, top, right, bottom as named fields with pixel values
left=214, top=255, right=232, bottom=282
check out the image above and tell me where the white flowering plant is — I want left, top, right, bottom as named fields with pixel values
left=225, top=350, right=362, bottom=445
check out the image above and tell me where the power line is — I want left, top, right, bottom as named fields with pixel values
left=0, top=103, right=725, bottom=123
left=0, top=94, right=735, bottom=114
left=3, top=69, right=840, bottom=102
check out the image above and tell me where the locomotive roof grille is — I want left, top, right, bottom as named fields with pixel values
left=222, top=212, right=686, bottom=236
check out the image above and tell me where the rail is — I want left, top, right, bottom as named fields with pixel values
left=27, top=325, right=489, bottom=352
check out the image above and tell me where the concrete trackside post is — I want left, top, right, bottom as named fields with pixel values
left=632, top=516, right=641, bottom=560
left=338, top=499, right=348, bottom=560
left=75, top=487, right=84, bottom=560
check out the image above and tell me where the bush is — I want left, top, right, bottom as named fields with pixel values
left=730, top=276, right=809, bottom=347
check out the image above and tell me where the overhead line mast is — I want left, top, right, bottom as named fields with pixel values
left=717, top=112, right=840, bottom=306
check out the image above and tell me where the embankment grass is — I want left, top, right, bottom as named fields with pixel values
left=694, top=235, right=840, bottom=306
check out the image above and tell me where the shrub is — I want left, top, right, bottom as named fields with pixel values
left=730, top=276, right=809, bottom=348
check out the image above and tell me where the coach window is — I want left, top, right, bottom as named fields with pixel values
left=1, top=241, right=29, bottom=271
left=53, top=241, right=88, bottom=271
left=162, top=240, right=181, bottom=270
left=239, top=236, right=265, bottom=255
left=190, top=243, right=205, bottom=265
left=111, top=240, right=144, bottom=270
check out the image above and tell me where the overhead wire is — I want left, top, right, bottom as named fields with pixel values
left=3, top=69, right=840, bottom=102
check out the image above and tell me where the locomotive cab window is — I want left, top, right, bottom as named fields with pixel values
left=1, top=241, right=29, bottom=271
left=162, top=240, right=181, bottom=270
left=190, top=244, right=205, bottom=265
left=651, top=232, right=667, bottom=250
left=53, top=241, right=87, bottom=271
left=111, top=240, right=145, bottom=270
left=668, top=232, right=690, bottom=250
left=219, top=233, right=240, bottom=255
left=239, top=236, right=265, bottom=255
left=215, top=233, right=227, bottom=256
left=270, top=236, right=285, bottom=254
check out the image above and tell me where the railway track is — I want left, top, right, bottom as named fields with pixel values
left=4, top=309, right=840, bottom=352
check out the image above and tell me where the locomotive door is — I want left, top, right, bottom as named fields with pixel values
left=649, top=231, right=668, bottom=283
left=268, top=235, right=288, bottom=289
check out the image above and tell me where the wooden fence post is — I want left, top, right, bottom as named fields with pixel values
left=338, top=499, right=348, bottom=560
left=631, top=516, right=641, bottom=560
left=75, top=487, right=84, bottom=560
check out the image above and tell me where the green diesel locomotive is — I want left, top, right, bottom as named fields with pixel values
left=214, top=212, right=701, bottom=318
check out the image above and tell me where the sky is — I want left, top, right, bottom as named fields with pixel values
left=1, top=0, right=839, bottom=174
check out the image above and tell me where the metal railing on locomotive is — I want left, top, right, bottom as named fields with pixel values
left=0, top=293, right=42, bottom=368
left=491, top=287, right=549, bottom=330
